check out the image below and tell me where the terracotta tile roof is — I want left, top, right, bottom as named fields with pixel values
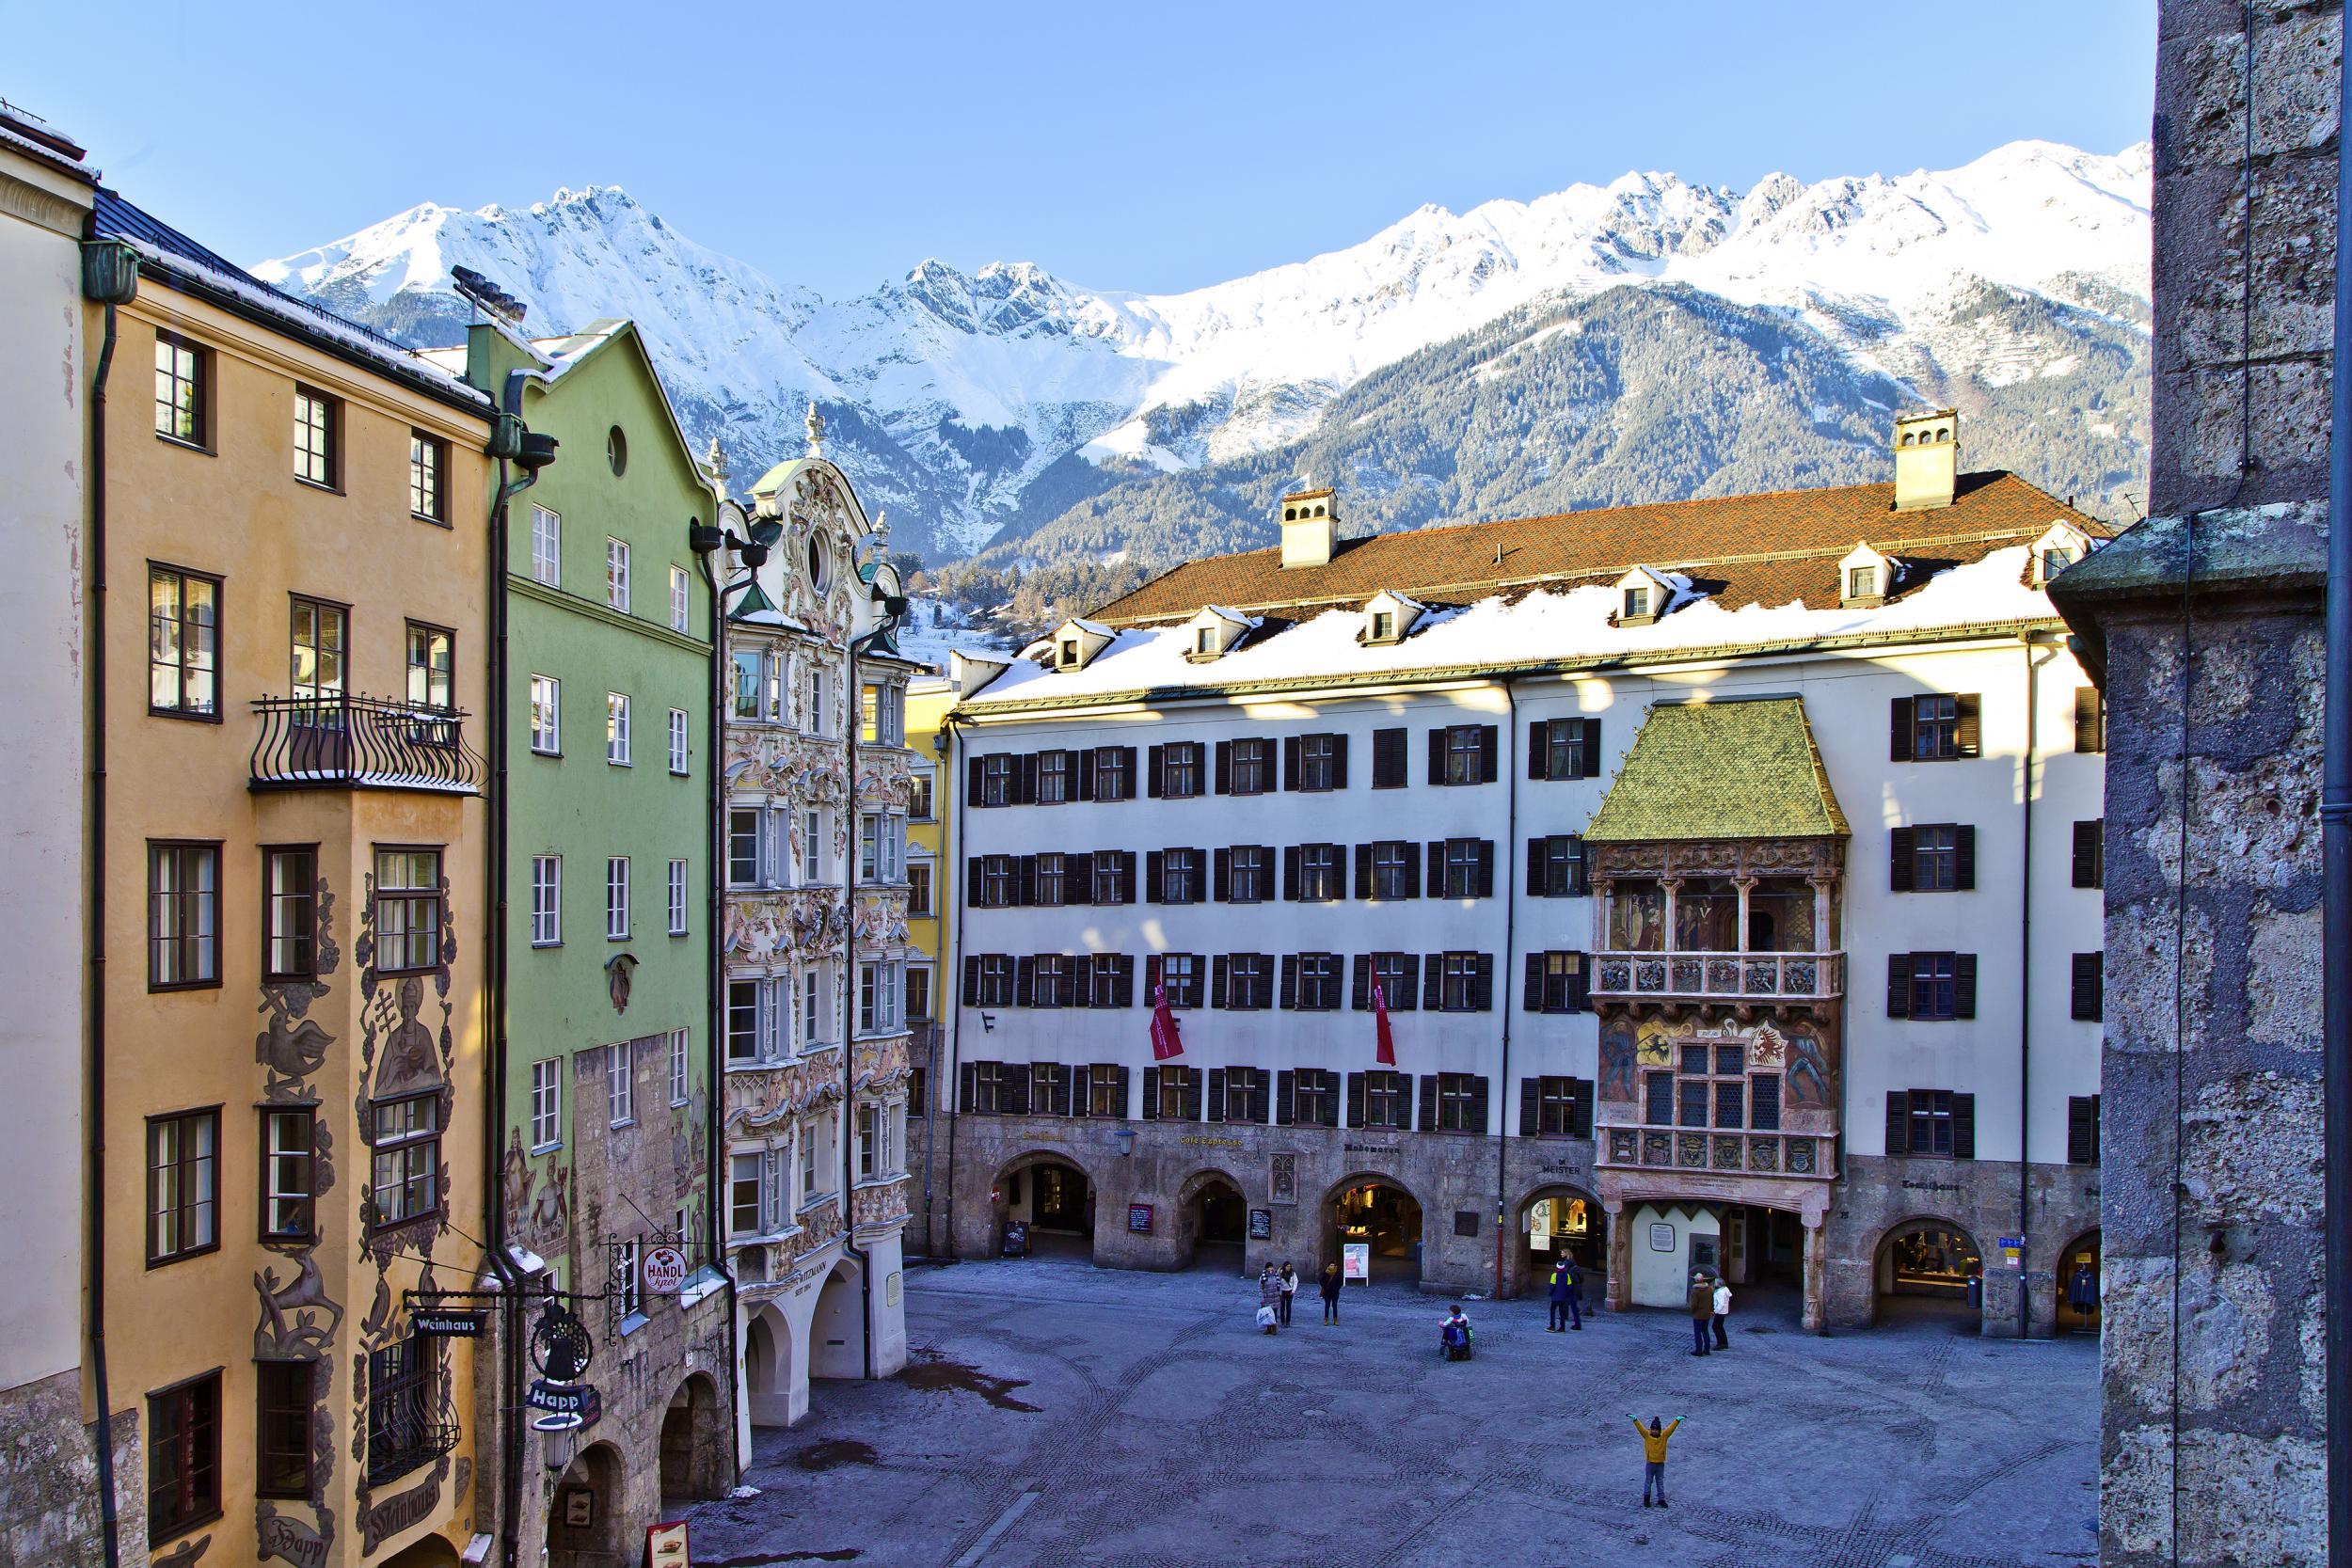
left=1089, top=472, right=2110, bottom=626
left=1584, top=698, right=1849, bottom=844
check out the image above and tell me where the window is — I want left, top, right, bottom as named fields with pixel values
left=1893, top=692, right=1979, bottom=761
left=974, top=955, right=1016, bottom=1008
left=1290, top=1069, right=1340, bottom=1128
left=1434, top=1073, right=1482, bottom=1132
left=1090, top=853, right=1131, bottom=906
left=1371, top=610, right=1395, bottom=641
left=517, top=854, right=558, bottom=946
left=1195, top=626, right=1216, bottom=656
left=1885, top=1088, right=1976, bottom=1159
left=1093, top=748, right=1132, bottom=801
left=1438, top=724, right=1490, bottom=785
left=730, top=1152, right=764, bottom=1235
left=149, top=841, right=219, bottom=989
left=1295, top=843, right=1343, bottom=902
left=670, top=564, right=691, bottom=632
left=1030, top=851, right=1065, bottom=906
left=148, top=1108, right=218, bottom=1262
left=1369, top=840, right=1413, bottom=901
left=2074, top=820, right=2105, bottom=889
left=805, top=670, right=827, bottom=736
left=729, top=650, right=763, bottom=721
left=1086, top=1065, right=1126, bottom=1117
left=1226, top=845, right=1271, bottom=903
left=1359, top=1069, right=1408, bottom=1130
left=2068, top=1094, right=2101, bottom=1164
left=1297, top=733, right=1343, bottom=792
left=1221, top=953, right=1274, bottom=1009
left=966, top=851, right=1016, bottom=906
left=1526, top=951, right=1588, bottom=1013
left=154, top=331, right=206, bottom=445
left=606, top=692, right=631, bottom=765
left=530, top=1058, right=562, bottom=1148
left=666, top=1027, right=691, bottom=1106
left=262, top=846, right=318, bottom=980
left=668, top=859, right=689, bottom=936
left=860, top=814, right=899, bottom=882
left=608, top=1041, right=634, bottom=1125
left=901, top=860, right=933, bottom=916
left=1060, top=637, right=1079, bottom=665
left=1527, top=1077, right=1591, bottom=1138
left=726, top=980, right=759, bottom=1064
left=148, top=1371, right=221, bottom=1544
left=1158, top=847, right=1202, bottom=904
left=1623, top=585, right=1650, bottom=619
left=375, top=848, right=443, bottom=973
left=1025, top=955, right=1079, bottom=1010
left=293, top=387, right=339, bottom=487
left=1150, top=1065, right=1200, bottom=1119
left=606, top=537, right=631, bottom=611
left=1217, top=1067, right=1270, bottom=1123
left=405, top=622, right=454, bottom=712
left=1891, top=823, right=1973, bottom=893
left=802, top=809, right=823, bottom=882
left=260, top=1108, right=314, bottom=1241
left=365, top=1336, right=437, bottom=1484
left=1225, top=737, right=1272, bottom=795
left=668, top=707, right=690, bottom=774
left=2044, top=546, right=2077, bottom=579
left=727, top=810, right=760, bottom=888
left=1370, top=726, right=1407, bottom=788
left=860, top=959, right=901, bottom=1032
left=255, top=1361, right=314, bottom=1499
left=2072, top=952, right=2105, bottom=1022
left=289, top=597, right=346, bottom=702
left=1438, top=837, right=1489, bottom=899
left=1293, top=953, right=1343, bottom=1011
left=2074, top=688, right=2106, bottom=753
left=370, top=1094, right=441, bottom=1225
left=1530, top=834, right=1587, bottom=897
left=857, top=1102, right=881, bottom=1179
left=1161, top=741, right=1203, bottom=799
left=148, top=566, right=220, bottom=717
left=1436, top=951, right=1488, bottom=1012
left=1036, top=749, right=1069, bottom=803
left=1087, top=956, right=1131, bottom=1010
left=408, top=431, right=446, bottom=521
left=1533, top=718, right=1602, bottom=781
left=975, top=753, right=1013, bottom=807
left=1886, top=951, right=1976, bottom=1021
left=905, top=965, right=934, bottom=1024
left=606, top=857, right=629, bottom=939
left=910, top=770, right=936, bottom=819
left=612, top=1235, right=643, bottom=1323
left=1645, top=1069, right=1674, bottom=1127
left=1848, top=564, right=1879, bottom=599
left=1155, top=953, right=1203, bottom=1009
left=530, top=675, right=561, bottom=753
left=801, top=1117, right=821, bottom=1197
left=530, top=504, right=562, bottom=586
left=1751, top=1074, right=1781, bottom=1132
left=1361, top=951, right=1415, bottom=1011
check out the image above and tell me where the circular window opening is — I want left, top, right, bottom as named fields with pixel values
left=807, top=534, right=833, bottom=594
left=607, top=425, right=628, bottom=476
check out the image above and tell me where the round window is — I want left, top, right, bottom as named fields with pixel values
left=607, top=425, right=628, bottom=476
left=806, top=534, right=832, bottom=593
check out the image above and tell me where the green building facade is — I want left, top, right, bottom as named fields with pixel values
left=453, top=318, right=736, bottom=1560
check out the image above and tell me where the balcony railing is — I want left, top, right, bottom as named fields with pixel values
left=1602, top=1125, right=1835, bottom=1180
left=1590, top=950, right=1843, bottom=1001
left=250, top=694, right=480, bottom=794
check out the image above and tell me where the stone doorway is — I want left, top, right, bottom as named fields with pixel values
left=548, top=1440, right=628, bottom=1568
left=1873, top=1218, right=1984, bottom=1329
left=1328, top=1178, right=1423, bottom=1283
left=1182, top=1171, right=1247, bottom=1272
left=2056, top=1229, right=2101, bottom=1336
left=659, top=1371, right=727, bottom=1507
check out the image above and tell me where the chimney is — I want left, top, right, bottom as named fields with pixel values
left=1891, top=409, right=1959, bottom=511
left=1279, top=487, right=1337, bottom=568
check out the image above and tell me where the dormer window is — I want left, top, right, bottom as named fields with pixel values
left=1060, top=639, right=1078, bottom=665
left=1612, top=566, right=1679, bottom=627
left=2042, top=546, right=2076, bottom=578
left=1372, top=611, right=1395, bottom=641
left=1359, top=591, right=1423, bottom=646
left=1623, top=586, right=1650, bottom=620
left=1848, top=565, right=1878, bottom=600
left=1196, top=627, right=1216, bottom=655
left=1046, top=617, right=1114, bottom=672
left=2029, top=521, right=2095, bottom=588
left=1838, top=542, right=1895, bottom=609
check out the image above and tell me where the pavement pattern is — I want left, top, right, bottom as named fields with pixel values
left=684, top=1258, right=2098, bottom=1568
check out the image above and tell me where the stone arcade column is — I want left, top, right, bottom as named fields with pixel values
left=1800, top=1212, right=1829, bottom=1333
left=1603, top=1197, right=1629, bottom=1312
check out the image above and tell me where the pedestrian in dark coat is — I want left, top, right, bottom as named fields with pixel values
left=1687, top=1272, right=1714, bottom=1355
left=1546, top=1261, right=1578, bottom=1331
left=1278, top=1261, right=1297, bottom=1325
left=1320, top=1261, right=1343, bottom=1323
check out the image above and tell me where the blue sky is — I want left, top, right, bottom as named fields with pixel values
left=7, top=0, right=2155, bottom=296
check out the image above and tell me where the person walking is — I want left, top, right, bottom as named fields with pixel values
left=1278, top=1261, right=1298, bottom=1326
left=1711, top=1275, right=1732, bottom=1351
left=1546, top=1260, right=1573, bottom=1331
left=1563, top=1257, right=1584, bottom=1330
left=1687, top=1271, right=1714, bottom=1355
left=1629, top=1414, right=1683, bottom=1507
left=1320, top=1261, right=1343, bottom=1323
left=1258, top=1264, right=1283, bottom=1334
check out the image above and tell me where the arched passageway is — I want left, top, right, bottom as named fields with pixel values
left=377, top=1538, right=461, bottom=1568
left=1873, top=1219, right=1984, bottom=1328
left=2057, top=1229, right=2102, bottom=1336
left=1328, top=1178, right=1423, bottom=1283
left=1520, top=1187, right=1606, bottom=1290
left=660, top=1371, right=727, bottom=1506
left=744, top=1306, right=793, bottom=1427
left=811, top=1260, right=866, bottom=1381
left=548, top=1441, right=628, bottom=1568
left=1180, top=1170, right=1247, bottom=1272
left=993, top=1156, right=1096, bottom=1259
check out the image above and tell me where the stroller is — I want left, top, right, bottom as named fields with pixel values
left=1440, top=1313, right=1474, bottom=1361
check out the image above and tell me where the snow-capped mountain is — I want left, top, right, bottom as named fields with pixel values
left=257, top=140, right=2150, bottom=566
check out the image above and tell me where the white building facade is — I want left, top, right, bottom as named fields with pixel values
left=933, top=419, right=2111, bottom=1336
left=715, top=433, right=915, bottom=1451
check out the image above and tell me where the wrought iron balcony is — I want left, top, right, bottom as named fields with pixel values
left=1601, top=1125, right=1836, bottom=1181
left=1590, top=950, right=1843, bottom=1002
left=250, top=694, right=480, bottom=794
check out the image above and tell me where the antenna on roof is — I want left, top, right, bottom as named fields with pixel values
left=451, top=264, right=528, bottom=326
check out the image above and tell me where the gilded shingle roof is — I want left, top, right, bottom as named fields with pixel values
left=1089, top=472, right=2108, bottom=626
left=1584, top=698, right=1848, bottom=843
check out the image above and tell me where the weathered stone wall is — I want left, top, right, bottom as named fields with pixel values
left=0, top=1373, right=136, bottom=1568
left=2049, top=6, right=2339, bottom=1562
left=1826, top=1154, right=2102, bottom=1336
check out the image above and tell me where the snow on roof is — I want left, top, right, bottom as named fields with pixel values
left=961, top=546, right=2061, bottom=709
left=1200, top=605, right=1251, bottom=624
left=1066, top=618, right=1113, bottom=637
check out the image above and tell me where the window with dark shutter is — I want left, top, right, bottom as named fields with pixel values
left=1372, top=727, right=1406, bottom=788
left=1951, top=1092, right=1976, bottom=1159
left=2073, top=820, right=2104, bottom=889
left=2067, top=1094, right=2101, bottom=1164
left=1885, top=953, right=1913, bottom=1019
left=1884, top=1090, right=1911, bottom=1156
left=2071, top=951, right=2104, bottom=1021
left=2073, top=688, right=2106, bottom=753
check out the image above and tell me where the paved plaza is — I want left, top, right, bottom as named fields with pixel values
left=686, top=1259, right=2098, bottom=1568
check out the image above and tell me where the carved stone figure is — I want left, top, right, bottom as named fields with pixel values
left=257, top=992, right=335, bottom=1099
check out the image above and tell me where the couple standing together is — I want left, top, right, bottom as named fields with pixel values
left=1688, top=1270, right=1732, bottom=1354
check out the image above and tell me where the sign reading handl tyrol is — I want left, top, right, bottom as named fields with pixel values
left=643, top=1244, right=689, bottom=1295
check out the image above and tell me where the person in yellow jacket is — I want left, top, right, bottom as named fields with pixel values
left=1629, top=1414, right=1684, bottom=1507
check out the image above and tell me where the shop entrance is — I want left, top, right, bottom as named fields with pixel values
left=997, top=1159, right=1096, bottom=1259
left=548, top=1441, right=627, bottom=1568
left=2057, top=1229, right=2102, bottom=1335
left=1520, top=1188, right=1604, bottom=1293
left=1329, top=1180, right=1423, bottom=1283
left=1186, top=1176, right=1247, bottom=1271
left=1874, top=1219, right=1984, bottom=1326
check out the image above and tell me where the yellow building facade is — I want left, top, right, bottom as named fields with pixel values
left=90, top=192, right=497, bottom=1568
left=902, top=675, right=955, bottom=1256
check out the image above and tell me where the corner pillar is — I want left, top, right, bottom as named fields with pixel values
left=1801, top=1212, right=1828, bottom=1333
left=1603, top=1197, right=1629, bottom=1313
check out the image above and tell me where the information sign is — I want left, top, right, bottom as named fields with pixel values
left=1127, top=1203, right=1153, bottom=1233
left=1343, top=1242, right=1371, bottom=1282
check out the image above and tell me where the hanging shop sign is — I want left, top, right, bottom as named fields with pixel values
left=412, top=1309, right=483, bottom=1338
left=646, top=1522, right=691, bottom=1567
left=525, top=1380, right=603, bottom=1432
left=530, top=1298, right=595, bottom=1381
left=1343, top=1242, right=1371, bottom=1282
left=1127, top=1203, right=1153, bottom=1234
left=643, top=1245, right=690, bottom=1296
left=1248, top=1209, right=1273, bottom=1241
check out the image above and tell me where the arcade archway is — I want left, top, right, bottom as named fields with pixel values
left=744, top=1305, right=793, bottom=1427
left=548, top=1441, right=627, bottom=1568
left=2057, top=1229, right=2102, bottom=1335
left=1873, top=1218, right=1984, bottom=1327
left=1327, top=1177, right=1423, bottom=1283
left=993, top=1155, right=1096, bottom=1259
left=1519, top=1186, right=1605, bottom=1295
left=811, top=1259, right=866, bottom=1380
left=1179, top=1169, right=1247, bottom=1271
left=659, top=1371, right=727, bottom=1506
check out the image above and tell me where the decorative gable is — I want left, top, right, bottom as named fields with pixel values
left=1183, top=606, right=1254, bottom=662
left=2028, top=520, right=2095, bottom=588
left=1359, top=590, right=1427, bottom=646
left=1837, top=542, right=1896, bottom=609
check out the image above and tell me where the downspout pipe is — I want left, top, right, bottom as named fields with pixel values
left=80, top=239, right=135, bottom=1568
left=939, top=712, right=969, bottom=1262
left=2016, top=632, right=2048, bottom=1341
left=1494, top=679, right=1519, bottom=1299
left=2320, top=48, right=2352, bottom=1568
left=841, top=626, right=893, bottom=1381
left=691, top=544, right=739, bottom=1478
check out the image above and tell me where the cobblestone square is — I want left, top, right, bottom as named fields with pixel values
left=687, top=1258, right=2098, bottom=1568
